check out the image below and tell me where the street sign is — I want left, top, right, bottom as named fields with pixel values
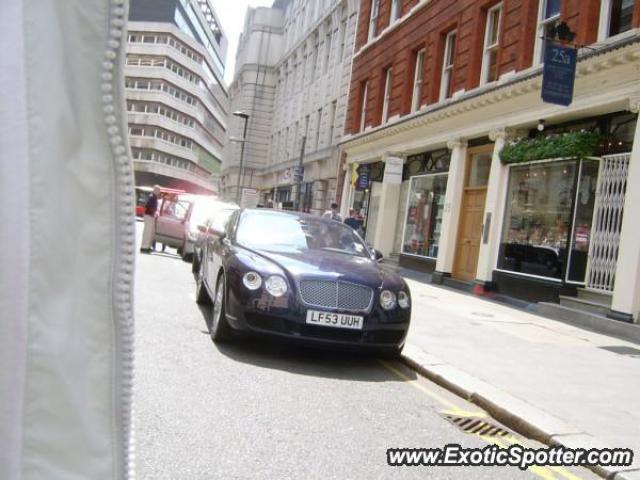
left=240, top=188, right=259, bottom=208
left=293, top=166, right=304, bottom=182
left=356, top=164, right=370, bottom=190
left=541, top=43, right=577, bottom=107
left=383, top=157, right=403, bottom=185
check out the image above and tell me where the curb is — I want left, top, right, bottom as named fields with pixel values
left=400, top=343, right=638, bottom=480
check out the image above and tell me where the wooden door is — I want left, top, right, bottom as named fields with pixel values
left=452, top=146, right=493, bottom=281
left=453, top=188, right=487, bottom=281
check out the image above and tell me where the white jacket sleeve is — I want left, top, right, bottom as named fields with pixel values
left=0, top=1, right=134, bottom=479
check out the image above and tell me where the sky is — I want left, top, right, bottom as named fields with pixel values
left=217, top=0, right=274, bottom=85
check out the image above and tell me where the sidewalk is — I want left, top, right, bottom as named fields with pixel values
left=401, top=277, right=640, bottom=479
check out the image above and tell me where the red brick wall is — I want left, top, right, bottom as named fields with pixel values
left=346, top=0, right=638, bottom=135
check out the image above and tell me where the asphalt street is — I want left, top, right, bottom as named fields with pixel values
left=134, top=224, right=597, bottom=480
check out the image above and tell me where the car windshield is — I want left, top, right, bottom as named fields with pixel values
left=236, top=211, right=369, bottom=257
left=190, top=200, right=235, bottom=227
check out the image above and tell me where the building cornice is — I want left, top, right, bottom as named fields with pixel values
left=340, top=35, right=640, bottom=152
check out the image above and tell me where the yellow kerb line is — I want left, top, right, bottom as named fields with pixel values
left=482, top=436, right=559, bottom=480
left=379, top=360, right=484, bottom=417
left=381, top=360, right=586, bottom=480
left=500, top=435, right=584, bottom=480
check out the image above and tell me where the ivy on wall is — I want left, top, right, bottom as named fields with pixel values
left=500, top=131, right=601, bottom=165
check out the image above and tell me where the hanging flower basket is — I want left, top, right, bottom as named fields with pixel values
left=500, top=131, right=601, bottom=165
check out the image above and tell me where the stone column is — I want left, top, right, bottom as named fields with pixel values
left=372, top=154, right=404, bottom=257
left=474, top=128, right=510, bottom=287
left=609, top=101, right=640, bottom=323
left=339, top=165, right=352, bottom=218
left=434, top=138, right=468, bottom=282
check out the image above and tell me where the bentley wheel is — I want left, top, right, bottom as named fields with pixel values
left=195, top=261, right=211, bottom=305
left=210, top=274, right=232, bottom=342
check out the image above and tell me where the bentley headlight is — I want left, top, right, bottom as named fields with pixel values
left=380, top=290, right=396, bottom=310
left=242, top=271, right=262, bottom=290
left=398, top=291, right=410, bottom=309
left=265, top=275, right=288, bottom=297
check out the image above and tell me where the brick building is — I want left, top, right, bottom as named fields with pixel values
left=338, top=0, right=640, bottom=324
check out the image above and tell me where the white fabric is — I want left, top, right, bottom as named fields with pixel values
left=141, top=215, right=155, bottom=249
left=0, top=1, right=128, bottom=478
left=0, top=1, right=29, bottom=477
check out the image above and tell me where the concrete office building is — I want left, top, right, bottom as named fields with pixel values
left=126, top=0, right=229, bottom=193
left=224, top=0, right=359, bottom=212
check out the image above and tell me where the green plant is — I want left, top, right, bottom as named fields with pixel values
left=500, top=131, right=601, bottom=165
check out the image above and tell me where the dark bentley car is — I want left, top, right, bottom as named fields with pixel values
left=195, top=208, right=411, bottom=356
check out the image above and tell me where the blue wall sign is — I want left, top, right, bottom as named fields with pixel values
left=356, top=165, right=370, bottom=190
left=542, top=43, right=577, bottom=107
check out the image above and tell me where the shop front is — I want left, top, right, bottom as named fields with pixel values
left=398, top=148, right=451, bottom=272
left=491, top=112, right=637, bottom=302
left=347, top=161, right=385, bottom=243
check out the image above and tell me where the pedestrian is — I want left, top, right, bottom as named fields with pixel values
left=344, top=208, right=361, bottom=230
left=323, top=202, right=342, bottom=222
left=140, top=185, right=160, bottom=254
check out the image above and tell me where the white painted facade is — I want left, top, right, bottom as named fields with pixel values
left=224, top=0, right=359, bottom=212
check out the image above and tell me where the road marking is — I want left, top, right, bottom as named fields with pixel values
left=381, top=360, right=586, bottom=480
left=379, top=360, right=484, bottom=418
left=500, top=435, right=584, bottom=480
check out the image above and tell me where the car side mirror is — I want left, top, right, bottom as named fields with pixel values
left=197, top=224, right=207, bottom=234
left=372, top=249, right=383, bottom=262
left=207, top=226, right=226, bottom=239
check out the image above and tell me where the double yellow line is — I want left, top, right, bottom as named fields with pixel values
left=379, top=360, right=584, bottom=480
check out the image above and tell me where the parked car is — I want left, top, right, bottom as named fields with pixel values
left=195, top=209, right=411, bottom=356
left=134, top=185, right=184, bottom=219
left=154, top=194, right=236, bottom=261
left=154, top=193, right=196, bottom=257
left=191, top=200, right=239, bottom=273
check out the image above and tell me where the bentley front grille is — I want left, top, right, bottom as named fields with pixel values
left=299, top=280, right=373, bottom=311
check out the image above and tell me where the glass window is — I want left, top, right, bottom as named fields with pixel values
left=368, top=0, right=380, bottom=41
left=498, top=160, right=577, bottom=279
left=359, top=82, right=368, bottom=131
left=440, top=31, right=456, bottom=100
left=481, top=5, right=502, bottom=84
left=609, top=0, right=634, bottom=36
left=535, top=0, right=562, bottom=64
left=411, top=49, right=425, bottom=112
left=566, top=160, right=599, bottom=282
left=468, top=153, right=492, bottom=187
left=381, top=68, right=392, bottom=123
left=390, top=0, right=401, bottom=23
left=402, top=174, right=448, bottom=258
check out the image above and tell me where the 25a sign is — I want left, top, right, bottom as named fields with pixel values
left=541, top=43, right=577, bottom=107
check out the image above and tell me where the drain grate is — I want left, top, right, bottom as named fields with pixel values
left=443, top=414, right=510, bottom=437
left=599, top=346, right=640, bottom=357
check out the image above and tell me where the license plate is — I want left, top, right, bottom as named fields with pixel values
left=305, top=310, right=364, bottom=330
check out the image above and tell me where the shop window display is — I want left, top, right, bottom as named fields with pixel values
left=498, top=160, right=577, bottom=279
left=402, top=174, right=448, bottom=258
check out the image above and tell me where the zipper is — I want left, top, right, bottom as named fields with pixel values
left=103, top=1, right=135, bottom=478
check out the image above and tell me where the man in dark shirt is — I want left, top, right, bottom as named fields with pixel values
left=344, top=208, right=362, bottom=234
left=140, top=185, right=160, bottom=253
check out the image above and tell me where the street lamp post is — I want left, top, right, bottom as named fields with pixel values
left=233, top=111, right=250, bottom=205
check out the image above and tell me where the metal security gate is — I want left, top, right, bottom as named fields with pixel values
left=586, top=153, right=630, bottom=292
